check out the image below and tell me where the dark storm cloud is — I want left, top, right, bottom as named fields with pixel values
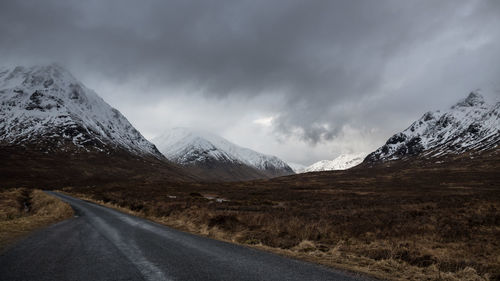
left=1, top=0, right=499, bottom=144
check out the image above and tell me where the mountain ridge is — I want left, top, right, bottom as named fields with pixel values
left=302, top=153, right=367, bottom=173
left=0, top=64, right=163, bottom=158
left=364, top=91, right=499, bottom=164
left=0, top=64, right=192, bottom=187
left=153, top=127, right=294, bottom=181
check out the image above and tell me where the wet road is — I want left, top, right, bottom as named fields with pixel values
left=0, top=191, right=370, bottom=281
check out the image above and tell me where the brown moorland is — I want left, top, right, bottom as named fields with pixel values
left=63, top=151, right=500, bottom=281
left=0, top=188, right=73, bottom=250
left=0, top=144, right=196, bottom=189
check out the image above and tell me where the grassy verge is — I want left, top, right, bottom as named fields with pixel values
left=0, top=188, right=74, bottom=250
left=65, top=181, right=499, bottom=280
left=63, top=156, right=500, bottom=281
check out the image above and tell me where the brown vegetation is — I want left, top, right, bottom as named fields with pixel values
left=64, top=153, right=500, bottom=281
left=0, top=188, right=73, bottom=250
left=0, top=145, right=195, bottom=189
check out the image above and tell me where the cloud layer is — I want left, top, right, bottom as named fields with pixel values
left=1, top=0, right=499, bottom=164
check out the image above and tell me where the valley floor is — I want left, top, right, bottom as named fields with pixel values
left=1, top=192, right=367, bottom=281
left=63, top=155, right=500, bottom=281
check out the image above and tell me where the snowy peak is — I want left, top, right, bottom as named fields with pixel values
left=0, top=64, right=162, bottom=158
left=1, top=64, right=72, bottom=90
left=302, top=153, right=366, bottom=173
left=152, top=128, right=294, bottom=178
left=365, top=92, right=499, bottom=163
left=152, top=128, right=235, bottom=164
left=453, top=91, right=486, bottom=108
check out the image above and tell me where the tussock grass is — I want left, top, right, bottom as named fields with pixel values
left=64, top=157, right=500, bottom=281
left=0, top=188, right=73, bottom=250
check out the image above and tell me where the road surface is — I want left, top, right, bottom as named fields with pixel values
left=0, top=191, right=371, bottom=281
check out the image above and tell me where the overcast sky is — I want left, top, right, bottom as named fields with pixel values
left=1, top=0, right=499, bottom=165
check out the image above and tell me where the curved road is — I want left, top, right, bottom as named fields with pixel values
left=0, top=192, right=370, bottom=281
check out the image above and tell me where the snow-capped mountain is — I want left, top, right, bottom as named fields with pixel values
left=288, top=162, right=307, bottom=173
left=0, top=64, right=162, bottom=158
left=303, top=153, right=367, bottom=172
left=152, top=128, right=294, bottom=180
left=365, top=92, right=499, bottom=163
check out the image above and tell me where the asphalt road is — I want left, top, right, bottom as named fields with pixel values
left=0, top=192, right=371, bottom=281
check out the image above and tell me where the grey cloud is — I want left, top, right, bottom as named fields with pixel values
left=0, top=0, right=499, bottom=148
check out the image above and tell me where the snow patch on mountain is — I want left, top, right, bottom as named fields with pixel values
left=152, top=128, right=294, bottom=174
left=0, top=64, right=161, bottom=157
left=301, top=153, right=366, bottom=173
left=365, top=92, right=499, bottom=162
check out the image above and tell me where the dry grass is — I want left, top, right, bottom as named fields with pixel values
left=71, top=196, right=499, bottom=281
left=0, top=188, right=73, bottom=250
left=63, top=154, right=500, bottom=281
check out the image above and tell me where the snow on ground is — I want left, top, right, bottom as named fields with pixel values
left=300, top=153, right=367, bottom=173
left=152, top=127, right=293, bottom=172
left=0, top=64, right=161, bottom=157
left=365, top=91, right=499, bottom=162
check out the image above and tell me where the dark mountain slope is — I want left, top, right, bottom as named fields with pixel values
left=0, top=65, right=194, bottom=187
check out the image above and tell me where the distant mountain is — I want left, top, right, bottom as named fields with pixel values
left=303, top=153, right=366, bottom=172
left=0, top=64, right=190, bottom=187
left=287, top=162, right=307, bottom=173
left=365, top=92, right=499, bottom=163
left=152, top=128, right=294, bottom=181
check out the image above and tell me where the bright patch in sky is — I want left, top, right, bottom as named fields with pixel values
left=253, top=116, right=274, bottom=127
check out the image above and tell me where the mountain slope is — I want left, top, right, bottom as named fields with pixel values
left=288, top=162, right=307, bottom=173
left=0, top=64, right=191, bottom=187
left=365, top=92, right=499, bottom=164
left=0, top=64, right=162, bottom=157
left=303, top=153, right=366, bottom=173
left=152, top=128, right=294, bottom=181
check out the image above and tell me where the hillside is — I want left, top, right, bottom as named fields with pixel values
left=152, top=128, right=294, bottom=181
left=364, top=92, right=499, bottom=164
left=0, top=64, right=192, bottom=187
